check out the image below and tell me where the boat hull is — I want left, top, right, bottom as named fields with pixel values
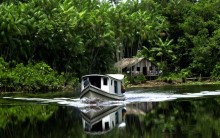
left=80, top=85, right=125, bottom=101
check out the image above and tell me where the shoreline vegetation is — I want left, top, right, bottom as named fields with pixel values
left=0, top=55, right=219, bottom=93
left=128, top=80, right=220, bottom=88
left=0, top=54, right=219, bottom=93
left=126, top=74, right=220, bottom=88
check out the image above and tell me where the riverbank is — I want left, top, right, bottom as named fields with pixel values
left=127, top=80, right=220, bottom=88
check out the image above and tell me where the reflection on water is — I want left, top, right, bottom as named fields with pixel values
left=0, top=85, right=220, bottom=137
left=81, top=106, right=126, bottom=135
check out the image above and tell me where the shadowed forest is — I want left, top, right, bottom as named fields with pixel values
left=0, top=0, right=219, bottom=91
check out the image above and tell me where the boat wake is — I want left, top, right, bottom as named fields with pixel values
left=2, top=90, right=220, bottom=108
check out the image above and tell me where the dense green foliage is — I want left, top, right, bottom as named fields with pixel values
left=0, top=0, right=168, bottom=77
left=128, top=74, right=146, bottom=84
left=0, top=0, right=219, bottom=86
left=211, top=63, right=220, bottom=80
left=0, top=57, right=65, bottom=92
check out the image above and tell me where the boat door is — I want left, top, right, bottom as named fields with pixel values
left=114, top=81, right=118, bottom=93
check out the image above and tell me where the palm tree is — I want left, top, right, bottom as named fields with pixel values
left=151, top=38, right=176, bottom=72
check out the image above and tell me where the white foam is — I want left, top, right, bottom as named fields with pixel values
left=2, top=90, right=220, bottom=107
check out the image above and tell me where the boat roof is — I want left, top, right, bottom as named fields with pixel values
left=107, top=74, right=124, bottom=80
left=82, top=74, right=124, bottom=80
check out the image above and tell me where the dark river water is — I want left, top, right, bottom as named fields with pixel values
left=1, top=84, right=220, bottom=138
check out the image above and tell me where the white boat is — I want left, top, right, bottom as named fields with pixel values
left=80, top=74, right=126, bottom=101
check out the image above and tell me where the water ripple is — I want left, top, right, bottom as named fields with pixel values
left=3, top=90, right=220, bottom=108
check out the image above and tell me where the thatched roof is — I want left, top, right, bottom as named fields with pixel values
left=114, top=57, right=144, bottom=69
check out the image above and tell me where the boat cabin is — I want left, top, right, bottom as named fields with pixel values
left=81, top=74, right=124, bottom=95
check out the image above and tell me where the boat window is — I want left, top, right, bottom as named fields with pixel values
left=115, top=112, right=119, bottom=125
left=85, top=122, right=90, bottom=131
left=111, top=80, right=113, bottom=85
left=89, top=76, right=101, bottom=88
left=91, top=120, right=103, bottom=131
left=112, top=121, right=114, bottom=127
left=105, top=122, right=110, bottom=130
left=84, top=80, right=90, bottom=88
left=103, top=77, right=108, bottom=85
left=114, top=81, right=118, bottom=93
